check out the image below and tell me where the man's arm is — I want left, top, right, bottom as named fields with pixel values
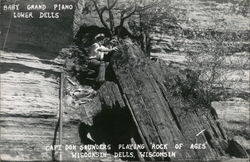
left=89, top=55, right=98, bottom=59
left=96, top=46, right=112, bottom=52
left=96, top=46, right=118, bottom=53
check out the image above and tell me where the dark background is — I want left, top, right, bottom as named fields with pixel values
left=0, top=0, right=77, bottom=59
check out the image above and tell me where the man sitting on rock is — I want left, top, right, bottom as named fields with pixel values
left=87, top=33, right=118, bottom=83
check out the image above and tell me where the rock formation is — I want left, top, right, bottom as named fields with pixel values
left=85, top=39, right=248, bottom=161
left=0, top=0, right=80, bottom=161
left=0, top=51, right=82, bottom=161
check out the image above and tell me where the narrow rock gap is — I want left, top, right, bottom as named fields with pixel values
left=209, top=121, right=219, bottom=138
left=204, top=130, right=214, bottom=149
left=112, top=70, right=153, bottom=150
left=155, top=78, right=182, bottom=132
left=122, top=93, right=153, bottom=154
left=78, top=102, right=143, bottom=161
left=210, top=107, right=219, bottom=120
left=216, top=122, right=227, bottom=140
left=52, top=118, right=60, bottom=161
left=128, top=69, right=164, bottom=145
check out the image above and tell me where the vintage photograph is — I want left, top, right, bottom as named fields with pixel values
left=0, top=0, right=249, bottom=161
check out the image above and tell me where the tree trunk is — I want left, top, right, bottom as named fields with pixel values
left=107, top=0, right=114, bottom=36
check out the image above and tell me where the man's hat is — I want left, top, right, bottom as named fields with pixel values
left=95, top=33, right=105, bottom=40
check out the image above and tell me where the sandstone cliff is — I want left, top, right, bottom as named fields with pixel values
left=0, top=0, right=81, bottom=161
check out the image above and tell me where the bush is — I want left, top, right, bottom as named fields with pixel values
left=184, top=29, right=248, bottom=103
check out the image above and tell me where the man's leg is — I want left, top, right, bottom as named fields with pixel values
left=87, top=59, right=101, bottom=70
left=87, top=59, right=101, bottom=80
left=97, top=61, right=106, bottom=83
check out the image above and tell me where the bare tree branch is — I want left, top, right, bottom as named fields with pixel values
left=136, top=1, right=162, bottom=12
left=119, top=6, right=137, bottom=27
left=109, top=0, right=118, bottom=9
left=123, top=8, right=137, bottom=20
left=119, top=1, right=163, bottom=27
left=100, top=6, right=107, bottom=14
left=91, top=0, right=110, bottom=31
left=107, top=0, right=115, bottom=34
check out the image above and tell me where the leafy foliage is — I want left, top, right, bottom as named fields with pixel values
left=184, top=28, right=249, bottom=103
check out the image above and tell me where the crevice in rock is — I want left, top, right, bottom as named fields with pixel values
left=210, top=124, right=219, bottom=138
left=226, top=139, right=249, bottom=158
left=78, top=104, right=143, bottom=161
left=122, top=94, right=153, bottom=154
left=0, top=114, right=56, bottom=119
left=210, top=107, right=219, bottom=120
left=156, top=78, right=182, bottom=132
left=107, top=66, right=157, bottom=157
left=127, top=70, right=164, bottom=146
left=165, top=98, right=182, bottom=132
left=52, top=118, right=60, bottom=161
left=216, top=122, right=227, bottom=140
left=114, top=78, right=152, bottom=151
left=204, top=130, right=214, bottom=149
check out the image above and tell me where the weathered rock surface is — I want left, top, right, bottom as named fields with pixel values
left=112, top=41, right=227, bottom=160
left=212, top=98, right=250, bottom=154
left=0, top=0, right=83, bottom=160
left=0, top=51, right=82, bottom=161
left=92, top=40, right=249, bottom=161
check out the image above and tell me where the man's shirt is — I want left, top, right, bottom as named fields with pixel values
left=89, top=43, right=110, bottom=60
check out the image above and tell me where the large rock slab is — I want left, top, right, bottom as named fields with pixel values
left=104, top=40, right=248, bottom=160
